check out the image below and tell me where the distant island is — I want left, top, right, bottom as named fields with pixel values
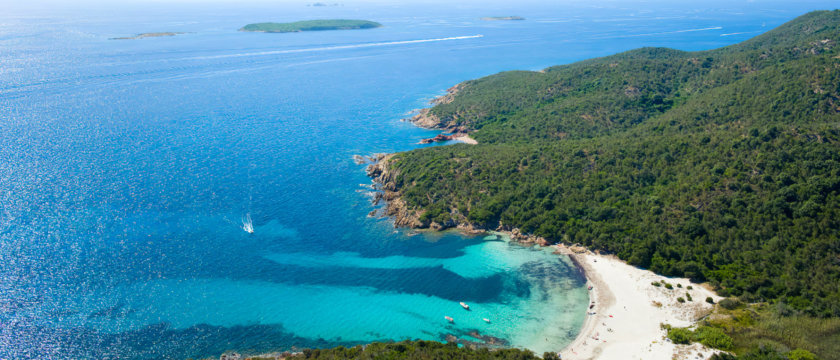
left=110, top=32, right=185, bottom=40
left=309, top=2, right=341, bottom=6
left=239, top=20, right=382, bottom=33
left=481, top=16, right=525, bottom=21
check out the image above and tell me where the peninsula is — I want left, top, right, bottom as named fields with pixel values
left=110, top=32, right=185, bottom=40
left=368, top=10, right=840, bottom=360
left=239, top=20, right=382, bottom=33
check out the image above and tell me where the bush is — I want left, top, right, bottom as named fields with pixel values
left=677, top=297, right=686, bottom=303
left=677, top=283, right=683, bottom=288
left=652, top=281, right=662, bottom=287
left=667, top=327, right=693, bottom=344
left=665, top=283, right=673, bottom=290
left=719, top=298, right=742, bottom=310
left=739, top=345, right=788, bottom=360
left=710, top=353, right=737, bottom=360
left=787, top=349, right=818, bottom=360
left=686, top=293, right=693, bottom=301
left=695, top=326, right=734, bottom=350
left=687, top=285, right=693, bottom=290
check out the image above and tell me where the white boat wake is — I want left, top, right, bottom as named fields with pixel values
left=184, top=35, right=484, bottom=61
left=242, top=213, right=254, bottom=234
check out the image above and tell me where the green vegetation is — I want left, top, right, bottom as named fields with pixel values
left=239, top=19, right=382, bottom=33
left=666, top=325, right=734, bottom=350
left=110, top=32, right=185, bottom=40
left=666, top=326, right=694, bottom=344
left=720, top=298, right=744, bottom=310
left=696, top=326, right=735, bottom=350
left=380, top=11, right=840, bottom=320
left=281, top=340, right=545, bottom=360
left=686, top=302, right=840, bottom=359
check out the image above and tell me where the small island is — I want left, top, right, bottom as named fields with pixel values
left=481, top=16, right=525, bottom=21
left=239, top=20, right=382, bottom=33
left=110, top=32, right=185, bottom=40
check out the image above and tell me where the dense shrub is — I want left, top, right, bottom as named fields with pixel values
left=787, top=349, right=818, bottom=360
left=719, top=298, right=742, bottom=310
left=667, top=328, right=693, bottom=344
left=695, top=326, right=734, bottom=350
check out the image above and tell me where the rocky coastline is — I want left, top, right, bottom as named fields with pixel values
left=365, top=153, right=550, bottom=245
left=406, top=84, right=469, bottom=132
left=365, top=84, right=552, bottom=245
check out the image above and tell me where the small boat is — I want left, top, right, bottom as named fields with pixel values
left=445, top=316, right=454, bottom=323
left=483, top=318, right=490, bottom=323
left=460, top=302, right=470, bottom=310
left=241, top=213, right=254, bottom=234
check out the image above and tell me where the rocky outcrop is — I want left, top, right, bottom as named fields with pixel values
left=432, top=83, right=463, bottom=106
left=418, top=133, right=468, bottom=144
left=367, top=155, right=426, bottom=228
left=406, top=84, right=468, bottom=132
left=354, top=153, right=389, bottom=165
left=497, top=226, right=549, bottom=246
left=383, top=194, right=427, bottom=228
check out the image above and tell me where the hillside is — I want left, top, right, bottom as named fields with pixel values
left=370, top=8, right=840, bottom=329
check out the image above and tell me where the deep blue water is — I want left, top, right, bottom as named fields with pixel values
left=1, top=0, right=837, bottom=358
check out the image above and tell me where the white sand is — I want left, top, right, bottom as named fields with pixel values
left=453, top=134, right=478, bottom=144
left=557, top=246, right=724, bottom=360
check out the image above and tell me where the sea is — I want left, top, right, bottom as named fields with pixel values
left=0, top=0, right=836, bottom=358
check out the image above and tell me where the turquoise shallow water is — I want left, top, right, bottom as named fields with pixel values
left=1, top=0, right=837, bottom=358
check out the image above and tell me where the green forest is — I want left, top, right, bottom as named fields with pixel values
left=376, top=9, right=840, bottom=345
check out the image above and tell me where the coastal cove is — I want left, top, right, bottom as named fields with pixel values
left=2, top=1, right=838, bottom=359
left=362, top=8, right=840, bottom=360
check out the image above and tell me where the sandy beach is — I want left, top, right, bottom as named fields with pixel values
left=556, top=246, right=724, bottom=360
left=453, top=134, right=478, bottom=144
